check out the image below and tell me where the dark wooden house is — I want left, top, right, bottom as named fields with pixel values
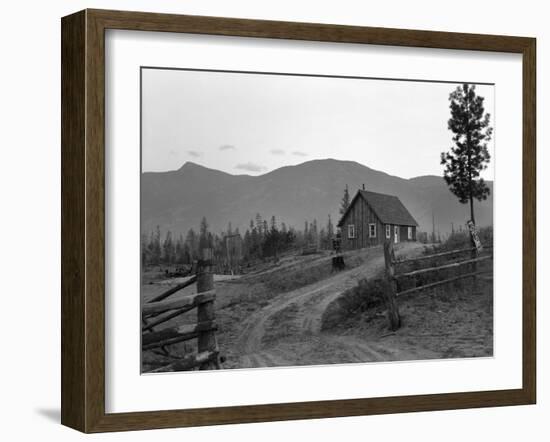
left=337, top=190, right=418, bottom=250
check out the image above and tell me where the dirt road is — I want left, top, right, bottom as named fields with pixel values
left=235, top=242, right=429, bottom=368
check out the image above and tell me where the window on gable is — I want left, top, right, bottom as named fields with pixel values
left=348, top=224, right=356, bottom=239
left=369, top=223, right=376, bottom=238
left=386, top=224, right=391, bottom=239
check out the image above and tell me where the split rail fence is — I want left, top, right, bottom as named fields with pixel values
left=382, top=233, right=493, bottom=331
left=141, top=248, right=221, bottom=372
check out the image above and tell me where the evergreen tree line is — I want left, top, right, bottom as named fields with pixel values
left=141, top=213, right=337, bottom=267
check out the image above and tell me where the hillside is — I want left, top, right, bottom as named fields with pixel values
left=141, top=159, right=493, bottom=236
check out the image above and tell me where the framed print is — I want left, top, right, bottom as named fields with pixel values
left=61, top=9, right=536, bottom=433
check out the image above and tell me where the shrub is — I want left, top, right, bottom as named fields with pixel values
left=321, top=277, right=388, bottom=330
left=433, top=225, right=493, bottom=253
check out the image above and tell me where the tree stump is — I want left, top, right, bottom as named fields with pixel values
left=332, top=255, right=345, bottom=271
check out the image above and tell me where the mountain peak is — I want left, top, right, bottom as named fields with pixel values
left=177, top=161, right=229, bottom=175
left=178, top=161, right=204, bottom=171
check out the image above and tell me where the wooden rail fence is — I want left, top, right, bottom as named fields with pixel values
left=142, top=248, right=221, bottom=372
left=382, top=229, right=492, bottom=331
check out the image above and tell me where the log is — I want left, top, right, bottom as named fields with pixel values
left=142, top=333, right=200, bottom=351
left=397, top=270, right=492, bottom=297
left=395, top=255, right=492, bottom=279
left=142, top=307, right=189, bottom=332
left=142, top=296, right=213, bottom=331
left=147, top=351, right=218, bottom=373
left=142, top=291, right=215, bottom=316
left=383, top=241, right=401, bottom=331
left=395, top=245, right=493, bottom=265
left=142, top=320, right=217, bottom=347
left=394, top=247, right=476, bottom=264
left=146, top=275, right=198, bottom=304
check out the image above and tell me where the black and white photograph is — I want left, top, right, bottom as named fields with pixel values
left=1, top=0, right=544, bottom=438
left=140, top=68, right=494, bottom=373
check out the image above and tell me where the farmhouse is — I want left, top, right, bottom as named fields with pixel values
left=337, top=190, right=418, bottom=250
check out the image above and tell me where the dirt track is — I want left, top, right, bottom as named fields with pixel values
left=142, top=240, right=492, bottom=372
left=234, top=242, right=430, bottom=368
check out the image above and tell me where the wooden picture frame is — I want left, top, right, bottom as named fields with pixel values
left=61, top=9, right=536, bottom=433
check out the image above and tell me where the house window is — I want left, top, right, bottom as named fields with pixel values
left=348, top=224, right=356, bottom=239
left=408, top=226, right=413, bottom=240
left=386, top=224, right=391, bottom=239
left=369, top=223, right=376, bottom=238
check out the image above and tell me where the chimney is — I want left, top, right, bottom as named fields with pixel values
left=362, top=183, right=365, bottom=190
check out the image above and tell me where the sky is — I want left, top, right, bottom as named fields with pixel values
left=141, top=68, right=495, bottom=180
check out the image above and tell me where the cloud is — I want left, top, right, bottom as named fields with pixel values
left=186, top=150, right=202, bottom=158
left=292, top=151, right=308, bottom=157
left=235, top=162, right=266, bottom=173
left=270, top=149, right=286, bottom=155
left=219, top=144, right=236, bottom=151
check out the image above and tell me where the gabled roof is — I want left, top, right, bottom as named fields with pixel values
left=337, top=190, right=418, bottom=227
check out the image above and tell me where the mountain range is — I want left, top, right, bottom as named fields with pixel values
left=141, top=159, right=493, bottom=238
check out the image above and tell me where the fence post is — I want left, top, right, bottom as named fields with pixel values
left=383, top=240, right=401, bottom=331
left=196, top=248, right=219, bottom=370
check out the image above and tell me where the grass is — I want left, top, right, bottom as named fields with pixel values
left=398, top=226, right=493, bottom=293
left=321, top=278, right=387, bottom=331
left=322, top=227, right=493, bottom=333
left=245, top=248, right=373, bottom=293
left=321, top=265, right=493, bottom=359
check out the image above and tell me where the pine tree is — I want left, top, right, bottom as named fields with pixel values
left=182, top=242, right=191, bottom=264
left=162, top=230, right=175, bottom=264
left=185, top=228, right=198, bottom=261
left=243, top=229, right=252, bottom=260
left=441, top=84, right=492, bottom=224
left=141, top=233, right=149, bottom=265
left=175, top=234, right=185, bottom=264
left=252, top=228, right=260, bottom=259
left=149, top=225, right=162, bottom=265
left=281, top=222, right=287, bottom=233
left=199, top=216, right=210, bottom=250
left=339, top=185, right=351, bottom=215
left=263, top=215, right=281, bottom=259
left=255, top=213, right=263, bottom=236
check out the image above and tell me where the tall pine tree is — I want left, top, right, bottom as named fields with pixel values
left=162, top=230, right=175, bottom=264
left=441, top=84, right=492, bottom=224
left=199, top=216, right=211, bottom=250
left=339, top=184, right=351, bottom=216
